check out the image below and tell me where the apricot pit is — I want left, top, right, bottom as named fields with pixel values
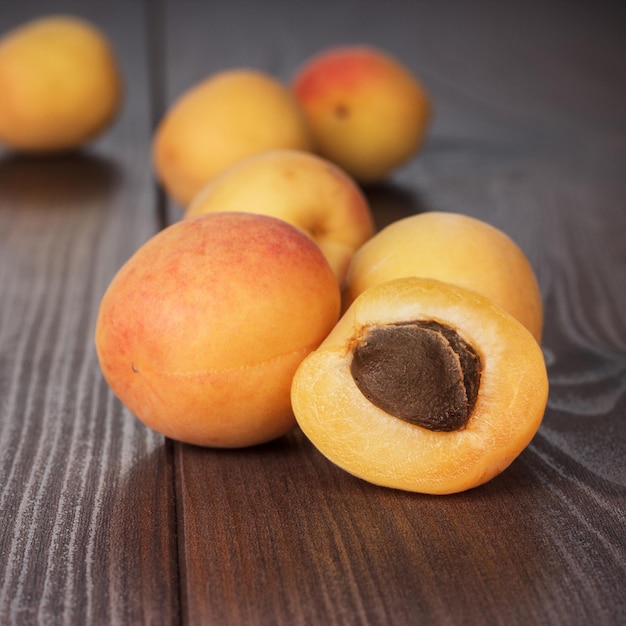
left=291, top=277, right=549, bottom=494
left=351, top=320, right=481, bottom=432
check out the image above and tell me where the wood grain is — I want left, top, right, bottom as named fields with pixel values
left=0, top=2, right=178, bottom=624
left=0, top=0, right=625, bottom=624
left=177, top=431, right=626, bottom=626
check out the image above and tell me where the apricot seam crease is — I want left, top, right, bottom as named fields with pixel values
left=127, top=345, right=315, bottom=378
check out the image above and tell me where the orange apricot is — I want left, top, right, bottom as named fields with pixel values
left=185, top=149, right=375, bottom=283
left=153, top=69, right=312, bottom=207
left=344, top=211, right=544, bottom=343
left=292, top=45, right=431, bottom=182
left=291, top=277, right=549, bottom=494
left=0, top=15, right=123, bottom=152
left=95, top=212, right=341, bottom=448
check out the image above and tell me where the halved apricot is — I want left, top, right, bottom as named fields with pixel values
left=291, top=277, right=549, bottom=494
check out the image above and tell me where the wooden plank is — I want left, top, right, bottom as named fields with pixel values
left=177, top=432, right=626, bottom=625
left=0, top=1, right=179, bottom=623
left=162, top=1, right=626, bottom=624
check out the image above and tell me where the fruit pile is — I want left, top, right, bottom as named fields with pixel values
left=0, top=15, right=549, bottom=494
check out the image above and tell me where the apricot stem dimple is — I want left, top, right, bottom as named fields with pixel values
left=350, top=321, right=482, bottom=431
left=334, top=103, right=350, bottom=119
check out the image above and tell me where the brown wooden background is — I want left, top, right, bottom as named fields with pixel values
left=1, top=1, right=625, bottom=624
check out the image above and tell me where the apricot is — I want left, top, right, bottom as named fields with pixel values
left=0, top=15, right=123, bottom=152
left=344, top=211, right=544, bottom=343
left=95, top=212, right=341, bottom=448
left=292, top=45, right=431, bottom=182
left=153, top=69, right=313, bottom=207
left=291, top=277, right=549, bottom=494
left=185, top=149, right=375, bottom=283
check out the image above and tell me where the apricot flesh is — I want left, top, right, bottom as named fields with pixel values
left=344, top=211, right=544, bottom=343
left=153, top=69, right=313, bottom=207
left=292, top=45, right=431, bottom=182
left=95, top=212, right=341, bottom=448
left=291, top=277, right=549, bottom=494
left=0, top=15, right=123, bottom=152
left=185, top=149, right=375, bottom=283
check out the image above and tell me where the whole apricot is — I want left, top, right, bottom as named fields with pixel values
left=291, top=277, right=549, bottom=494
left=95, top=212, right=341, bottom=448
left=292, top=45, right=431, bottom=182
left=344, top=211, right=543, bottom=342
left=153, top=69, right=313, bottom=207
left=0, top=15, right=123, bottom=152
left=185, top=149, right=375, bottom=283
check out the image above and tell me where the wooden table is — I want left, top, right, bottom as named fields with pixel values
left=1, top=1, right=625, bottom=624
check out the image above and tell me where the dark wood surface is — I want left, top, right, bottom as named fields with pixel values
left=1, top=1, right=625, bottom=624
